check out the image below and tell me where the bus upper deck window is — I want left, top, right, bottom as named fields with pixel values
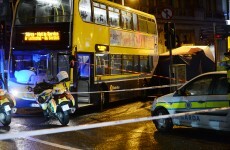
left=16, top=1, right=35, bottom=24
left=133, top=14, right=138, bottom=31
left=147, top=21, right=156, bottom=34
left=79, top=0, right=92, bottom=22
left=16, top=0, right=71, bottom=25
left=138, top=17, right=147, bottom=33
left=93, top=2, right=107, bottom=25
left=108, top=7, right=120, bottom=28
left=121, top=11, right=132, bottom=30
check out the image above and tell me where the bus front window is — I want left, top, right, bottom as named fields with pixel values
left=16, top=0, right=72, bottom=25
left=11, top=53, right=52, bottom=84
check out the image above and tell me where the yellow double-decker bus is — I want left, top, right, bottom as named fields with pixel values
left=8, top=0, right=158, bottom=109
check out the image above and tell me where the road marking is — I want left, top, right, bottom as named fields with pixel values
left=128, top=126, right=146, bottom=147
left=26, top=137, right=81, bottom=150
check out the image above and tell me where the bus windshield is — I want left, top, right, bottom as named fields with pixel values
left=15, top=0, right=72, bottom=25
left=9, top=51, right=70, bottom=85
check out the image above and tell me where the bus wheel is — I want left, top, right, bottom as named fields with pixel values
left=99, top=83, right=109, bottom=109
left=100, top=92, right=109, bottom=107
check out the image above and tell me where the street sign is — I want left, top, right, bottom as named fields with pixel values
left=161, top=8, right=173, bottom=19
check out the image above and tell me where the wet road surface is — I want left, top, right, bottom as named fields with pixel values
left=0, top=100, right=229, bottom=150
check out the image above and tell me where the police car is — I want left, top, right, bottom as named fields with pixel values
left=151, top=71, right=230, bottom=132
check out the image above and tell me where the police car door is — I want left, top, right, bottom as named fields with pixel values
left=206, top=74, right=230, bottom=131
left=178, top=75, right=213, bottom=128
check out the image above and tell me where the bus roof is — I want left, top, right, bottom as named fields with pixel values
left=95, top=0, right=156, bottom=20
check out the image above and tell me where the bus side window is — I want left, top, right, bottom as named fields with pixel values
left=108, top=7, right=120, bottom=27
left=96, top=54, right=109, bottom=76
left=121, top=11, right=132, bottom=30
left=79, top=0, right=92, bottom=22
left=140, top=56, right=149, bottom=73
left=111, top=54, right=121, bottom=75
left=133, top=13, right=138, bottom=31
left=138, top=16, right=147, bottom=33
left=122, top=55, right=133, bottom=74
left=147, top=20, right=155, bottom=34
left=93, top=2, right=107, bottom=25
left=133, top=56, right=139, bottom=72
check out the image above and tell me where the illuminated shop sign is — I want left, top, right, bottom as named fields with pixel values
left=24, top=31, right=60, bottom=41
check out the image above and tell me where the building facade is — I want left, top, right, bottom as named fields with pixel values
left=109, top=0, right=228, bottom=63
left=0, top=0, right=228, bottom=63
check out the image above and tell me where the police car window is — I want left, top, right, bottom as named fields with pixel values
left=212, top=76, right=228, bottom=95
left=185, top=76, right=212, bottom=96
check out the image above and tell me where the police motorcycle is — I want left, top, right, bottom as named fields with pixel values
left=0, top=72, right=16, bottom=126
left=33, top=71, right=76, bottom=126
left=0, top=88, right=16, bottom=127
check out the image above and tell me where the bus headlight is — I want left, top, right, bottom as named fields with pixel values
left=10, top=89, right=19, bottom=97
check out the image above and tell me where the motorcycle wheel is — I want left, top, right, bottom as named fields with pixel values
left=0, top=112, right=11, bottom=126
left=57, top=111, right=69, bottom=126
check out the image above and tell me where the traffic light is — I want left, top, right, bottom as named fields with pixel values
left=164, top=23, right=170, bottom=48
left=169, top=23, right=176, bottom=48
left=164, top=22, right=176, bottom=49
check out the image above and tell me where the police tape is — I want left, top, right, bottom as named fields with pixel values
left=71, top=83, right=184, bottom=94
left=0, top=107, right=229, bottom=140
left=13, top=83, right=183, bottom=95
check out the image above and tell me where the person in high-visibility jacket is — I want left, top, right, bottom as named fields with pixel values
left=219, top=52, right=230, bottom=100
left=54, top=71, right=75, bottom=107
left=219, top=52, right=230, bottom=82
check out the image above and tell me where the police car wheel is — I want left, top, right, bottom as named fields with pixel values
left=153, top=109, right=173, bottom=132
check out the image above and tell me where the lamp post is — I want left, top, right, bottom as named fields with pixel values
left=122, top=0, right=124, bottom=6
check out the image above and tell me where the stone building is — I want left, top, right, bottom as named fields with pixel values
left=109, top=0, right=228, bottom=63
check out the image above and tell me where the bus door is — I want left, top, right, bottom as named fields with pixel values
left=57, top=53, right=70, bottom=73
left=77, top=53, right=91, bottom=104
left=57, top=53, right=71, bottom=91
